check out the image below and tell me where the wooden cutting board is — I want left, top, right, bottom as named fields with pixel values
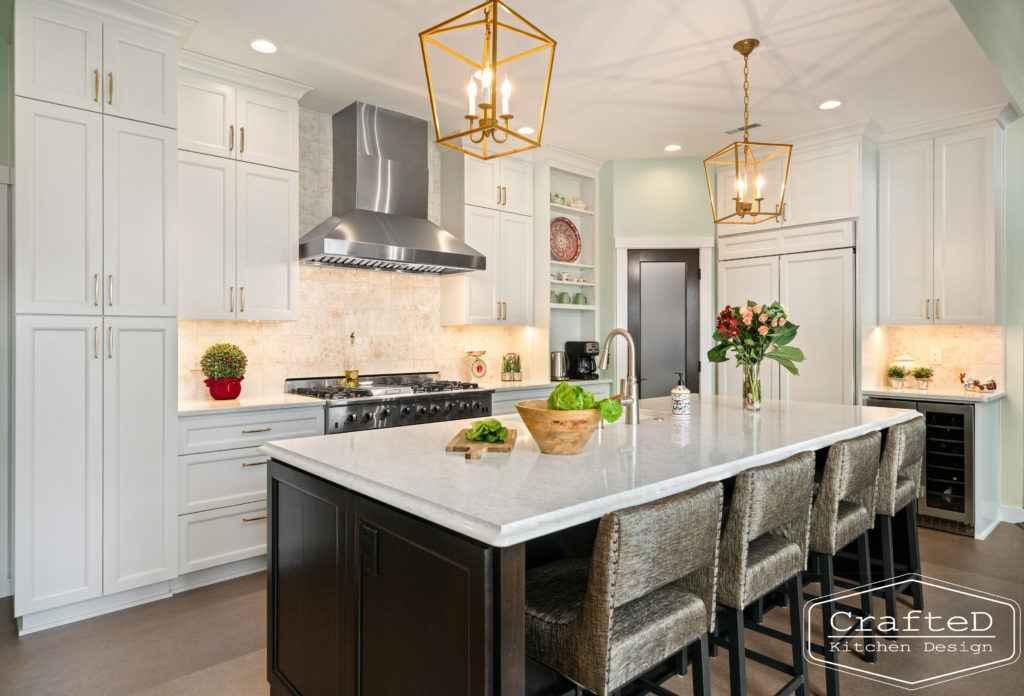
left=445, top=429, right=517, bottom=459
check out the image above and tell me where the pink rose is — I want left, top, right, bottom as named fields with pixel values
left=759, top=313, right=768, bottom=322
left=779, top=318, right=787, bottom=326
left=758, top=325, right=770, bottom=335
left=772, top=319, right=779, bottom=327
left=753, top=305, right=762, bottom=313
left=743, top=317, right=752, bottom=326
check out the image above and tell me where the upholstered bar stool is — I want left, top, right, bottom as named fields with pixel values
left=805, top=431, right=882, bottom=696
left=875, top=416, right=926, bottom=634
left=715, top=452, right=816, bottom=696
left=525, top=483, right=724, bottom=696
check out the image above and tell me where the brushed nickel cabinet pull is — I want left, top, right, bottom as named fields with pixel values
left=242, top=515, right=267, bottom=523
left=93, top=69, right=99, bottom=102
left=94, top=327, right=99, bottom=359
left=107, top=326, right=113, bottom=358
left=229, top=286, right=235, bottom=313
left=240, top=286, right=246, bottom=313
left=925, top=298, right=930, bottom=320
left=242, top=427, right=271, bottom=434
left=242, top=460, right=267, bottom=467
left=240, top=126, right=245, bottom=153
left=108, top=274, right=113, bottom=306
left=935, top=298, right=940, bottom=320
left=229, top=124, right=234, bottom=152
left=107, top=72, right=113, bottom=105
left=94, top=273, right=99, bottom=306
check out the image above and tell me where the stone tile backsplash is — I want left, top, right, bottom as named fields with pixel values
left=178, top=108, right=529, bottom=400
left=880, top=324, right=1004, bottom=387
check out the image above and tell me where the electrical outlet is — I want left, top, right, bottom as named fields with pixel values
left=929, top=347, right=942, bottom=365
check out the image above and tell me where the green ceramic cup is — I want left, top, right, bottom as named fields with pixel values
left=550, top=290, right=558, bottom=303
left=573, top=292, right=588, bottom=305
left=557, top=291, right=572, bottom=304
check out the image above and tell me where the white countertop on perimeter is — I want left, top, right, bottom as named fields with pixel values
left=862, top=385, right=1006, bottom=404
left=178, top=392, right=325, bottom=417
left=261, top=395, right=915, bottom=547
left=490, top=378, right=614, bottom=393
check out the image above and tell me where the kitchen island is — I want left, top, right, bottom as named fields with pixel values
left=261, top=395, right=915, bottom=696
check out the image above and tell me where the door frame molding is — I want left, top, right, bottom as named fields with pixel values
left=614, top=236, right=714, bottom=395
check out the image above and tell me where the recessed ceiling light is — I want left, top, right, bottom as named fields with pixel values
left=517, top=126, right=535, bottom=135
left=818, top=99, right=842, bottom=110
left=664, top=144, right=682, bottom=152
left=250, top=39, right=278, bottom=54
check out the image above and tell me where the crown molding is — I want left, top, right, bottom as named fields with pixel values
left=532, top=145, right=603, bottom=175
left=57, top=0, right=194, bottom=38
left=784, top=119, right=883, bottom=148
left=179, top=51, right=313, bottom=100
left=879, top=103, right=1021, bottom=143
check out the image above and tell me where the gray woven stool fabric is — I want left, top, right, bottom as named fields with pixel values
left=809, top=431, right=882, bottom=555
left=717, top=452, right=815, bottom=610
left=524, top=482, right=723, bottom=696
left=876, top=416, right=925, bottom=517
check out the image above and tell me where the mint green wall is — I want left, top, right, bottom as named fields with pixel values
left=597, top=158, right=715, bottom=338
left=951, top=0, right=1024, bottom=508
left=0, top=37, right=10, bottom=167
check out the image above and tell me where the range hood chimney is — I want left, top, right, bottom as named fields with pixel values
left=299, top=102, right=486, bottom=275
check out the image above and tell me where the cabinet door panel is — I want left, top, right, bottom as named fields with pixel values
left=715, top=257, right=779, bottom=401
left=15, top=98, right=103, bottom=315
left=178, top=72, right=237, bottom=159
left=462, top=206, right=501, bottom=324
left=785, top=141, right=859, bottom=227
left=14, top=0, right=102, bottom=111
left=237, top=88, right=299, bottom=171
left=178, top=151, right=237, bottom=319
left=102, top=22, right=177, bottom=128
left=103, top=318, right=177, bottom=594
left=104, top=117, right=177, bottom=316
left=499, top=213, right=533, bottom=324
left=236, top=163, right=298, bottom=320
left=464, top=157, right=501, bottom=210
left=14, top=316, right=103, bottom=616
left=934, top=127, right=996, bottom=324
left=779, top=249, right=855, bottom=404
left=878, top=140, right=933, bottom=325
left=499, top=158, right=533, bottom=215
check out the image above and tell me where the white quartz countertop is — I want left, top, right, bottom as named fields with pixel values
left=261, top=395, right=915, bottom=547
left=862, top=386, right=1006, bottom=404
left=490, top=378, right=613, bottom=393
left=178, top=392, right=325, bottom=417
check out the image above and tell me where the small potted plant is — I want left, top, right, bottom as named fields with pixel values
left=201, top=343, right=248, bottom=400
left=911, top=365, right=935, bottom=391
left=887, top=364, right=908, bottom=389
left=501, top=353, right=523, bottom=382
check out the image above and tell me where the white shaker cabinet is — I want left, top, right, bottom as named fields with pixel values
left=103, top=116, right=178, bottom=316
left=462, top=156, right=502, bottom=210
left=101, top=22, right=178, bottom=128
left=14, top=316, right=104, bottom=616
left=103, top=317, right=178, bottom=595
left=497, top=212, right=533, bottom=324
left=448, top=150, right=533, bottom=216
left=878, top=123, right=1003, bottom=326
left=236, top=88, right=300, bottom=171
left=498, top=157, right=534, bottom=216
left=782, top=140, right=860, bottom=227
left=177, top=71, right=236, bottom=160
left=14, top=98, right=103, bottom=315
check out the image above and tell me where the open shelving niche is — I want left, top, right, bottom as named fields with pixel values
left=533, top=151, right=602, bottom=356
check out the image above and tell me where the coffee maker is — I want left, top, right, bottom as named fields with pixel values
left=564, top=341, right=600, bottom=380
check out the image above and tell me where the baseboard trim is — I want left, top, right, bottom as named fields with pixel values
left=169, top=556, right=266, bottom=594
left=0, top=577, right=11, bottom=599
left=18, top=582, right=172, bottom=635
left=975, top=517, right=1000, bottom=541
left=999, top=504, right=1024, bottom=524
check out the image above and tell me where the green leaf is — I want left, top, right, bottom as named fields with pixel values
left=707, top=344, right=731, bottom=363
left=597, top=398, right=623, bottom=423
left=767, top=345, right=805, bottom=362
left=466, top=419, right=508, bottom=443
left=765, top=354, right=801, bottom=375
left=772, top=323, right=798, bottom=346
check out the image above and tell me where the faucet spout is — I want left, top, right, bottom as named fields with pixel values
left=597, top=328, right=640, bottom=425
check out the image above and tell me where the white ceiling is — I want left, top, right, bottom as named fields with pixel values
left=147, top=0, right=1014, bottom=162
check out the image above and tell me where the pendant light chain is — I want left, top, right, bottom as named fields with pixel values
left=742, top=53, right=750, bottom=142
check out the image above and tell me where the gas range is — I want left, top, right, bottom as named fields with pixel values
left=285, top=372, right=493, bottom=434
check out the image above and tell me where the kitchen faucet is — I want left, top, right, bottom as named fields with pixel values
left=596, top=328, right=639, bottom=425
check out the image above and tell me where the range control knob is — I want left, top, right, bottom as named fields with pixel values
left=381, top=408, right=391, bottom=419
left=459, top=402, right=469, bottom=413
left=445, top=402, right=454, bottom=413
left=472, top=402, right=481, bottom=411
left=346, top=413, right=356, bottom=423
left=417, top=406, right=428, bottom=416
left=401, top=406, right=411, bottom=416
left=430, top=405, right=440, bottom=416
left=362, top=412, right=374, bottom=423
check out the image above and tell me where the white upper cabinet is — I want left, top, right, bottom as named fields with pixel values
left=178, top=151, right=237, bottom=319
left=15, top=98, right=103, bottom=315
left=783, top=140, right=860, bottom=227
left=177, top=72, right=236, bottom=159
left=15, top=0, right=103, bottom=112
left=450, top=150, right=533, bottom=215
left=463, top=156, right=502, bottom=210
left=103, top=117, right=178, bottom=316
left=497, top=212, right=533, bottom=324
left=236, top=163, right=299, bottom=320
left=14, top=315, right=104, bottom=616
left=15, top=0, right=183, bottom=127
left=878, top=122, right=1003, bottom=326
left=101, top=22, right=178, bottom=128
left=236, top=88, right=300, bottom=170
left=499, top=158, right=533, bottom=216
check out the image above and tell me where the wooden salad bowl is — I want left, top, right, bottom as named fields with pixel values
left=514, top=399, right=602, bottom=455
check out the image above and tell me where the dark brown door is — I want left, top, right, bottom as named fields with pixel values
left=627, top=248, right=700, bottom=398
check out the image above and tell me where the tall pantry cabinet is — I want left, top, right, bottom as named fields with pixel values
left=12, top=0, right=191, bottom=626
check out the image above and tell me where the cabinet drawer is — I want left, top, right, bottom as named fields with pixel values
left=179, top=447, right=268, bottom=514
left=178, top=501, right=267, bottom=574
left=178, top=406, right=324, bottom=455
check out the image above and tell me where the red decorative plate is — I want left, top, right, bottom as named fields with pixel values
left=550, top=217, right=581, bottom=263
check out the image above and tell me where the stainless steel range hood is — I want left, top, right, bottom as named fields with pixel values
left=299, top=102, right=486, bottom=275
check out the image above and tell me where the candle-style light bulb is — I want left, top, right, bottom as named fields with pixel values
left=736, top=177, right=746, bottom=201
left=755, top=176, right=764, bottom=199
left=501, top=76, right=511, bottom=115
left=467, top=78, right=477, bottom=116
left=481, top=67, right=492, bottom=105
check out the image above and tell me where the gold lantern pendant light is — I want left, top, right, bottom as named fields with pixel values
left=704, top=39, right=791, bottom=225
left=420, top=1, right=555, bottom=160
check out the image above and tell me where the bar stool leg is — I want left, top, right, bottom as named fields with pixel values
left=689, top=633, right=711, bottom=696
left=788, top=573, right=809, bottom=696
left=724, top=606, right=748, bottom=696
left=819, top=553, right=841, bottom=696
left=879, top=514, right=898, bottom=639
left=906, top=500, right=924, bottom=610
left=856, top=533, right=876, bottom=663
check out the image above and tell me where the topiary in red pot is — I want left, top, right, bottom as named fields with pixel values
left=200, top=343, right=248, bottom=400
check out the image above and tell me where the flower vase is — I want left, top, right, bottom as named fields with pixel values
left=742, top=364, right=762, bottom=411
left=206, top=376, right=243, bottom=400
